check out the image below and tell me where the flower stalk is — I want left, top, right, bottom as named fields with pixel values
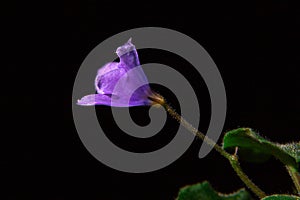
left=156, top=98, right=267, bottom=198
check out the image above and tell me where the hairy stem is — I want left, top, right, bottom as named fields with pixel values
left=162, top=103, right=266, bottom=198
left=229, top=155, right=266, bottom=198
left=286, top=165, right=300, bottom=195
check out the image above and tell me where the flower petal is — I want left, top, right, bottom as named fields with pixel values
left=95, top=62, right=127, bottom=95
left=77, top=39, right=152, bottom=107
left=116, top=38, right=140, bottom=69
left=77, top=94, right=151, bottom=107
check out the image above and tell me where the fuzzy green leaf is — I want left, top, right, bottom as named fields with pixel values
left=176, top=181, right=252, bottom=200
left=262, top=194, right=300, bottom=200
left=223, top=128, right=299, bottom=169
left=280, top=143, right=300, bottom=163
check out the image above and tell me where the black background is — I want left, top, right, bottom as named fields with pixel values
left=2, top=1, right=300, bottom=199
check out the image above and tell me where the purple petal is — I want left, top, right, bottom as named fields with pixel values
left=77, top=94, right=151, bottom=107
left=77, top=39, right=152, bottom=107
left=116, top=38, right=140, bottom=69
left=95, top=62, right=127, bottom=95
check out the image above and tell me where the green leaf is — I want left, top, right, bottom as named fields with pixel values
left=176, top=181, right=252, bottom=200
left=280, top=143, right=300, bottom=163
left=262, top=194, right=300, bottom=200
left=223, top=128, right=299, bottom=169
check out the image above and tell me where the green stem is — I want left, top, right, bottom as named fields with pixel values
left=286, top=165, right=300, bottom=195
left=229, top=155, right=266, bottom=198
left=163, top=103, right=266, bottom=198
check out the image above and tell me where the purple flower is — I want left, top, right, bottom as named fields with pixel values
left=77, top=38, right=163, bottom=107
